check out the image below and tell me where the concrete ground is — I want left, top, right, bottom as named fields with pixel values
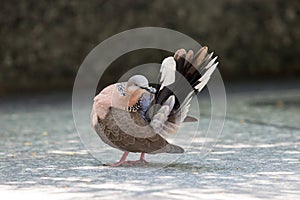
left=0, top=81, right=299, bottom=200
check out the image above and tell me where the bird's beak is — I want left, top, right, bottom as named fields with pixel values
left=141, top=86, right=156, bottom=94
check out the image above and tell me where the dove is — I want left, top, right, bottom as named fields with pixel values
left=91, top=46, right=218, bottom=166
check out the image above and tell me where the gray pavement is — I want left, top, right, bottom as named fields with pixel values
left=0, top=82, right=300, bottom=200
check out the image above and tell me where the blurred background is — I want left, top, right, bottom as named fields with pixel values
left=0, top=0, right=299, bottom=95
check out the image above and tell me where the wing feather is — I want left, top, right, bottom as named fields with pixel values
left=150, top=46, right=218, bottom=136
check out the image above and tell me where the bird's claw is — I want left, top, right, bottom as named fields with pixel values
left=105, top=161, right=134, bottom=167
left=105, top=159, right=148, bottom=167
left=127, top=158, right=149, bottom=165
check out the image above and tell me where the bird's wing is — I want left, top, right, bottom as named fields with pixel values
left=150, top=47, right=218, bottom=135
left=97, top=107, right=183, bottom=154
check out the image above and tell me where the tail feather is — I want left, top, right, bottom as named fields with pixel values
left=188, top=46, right=208, bottom=77
left=150, top=143, right=184, bottom=154
left=184, top=50, right=194, bottom=68
left=165, top=143, right=184, bottom=153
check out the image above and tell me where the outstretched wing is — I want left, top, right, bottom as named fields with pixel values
left=150, top=47, right=219, bottom=135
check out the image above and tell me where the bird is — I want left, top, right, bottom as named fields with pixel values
left=91, top=46, right=218, bottom=166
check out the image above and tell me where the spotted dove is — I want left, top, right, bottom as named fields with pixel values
left=91, top=47, right=218, bottom=166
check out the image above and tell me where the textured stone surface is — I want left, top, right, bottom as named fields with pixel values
left=0, top=83, right=300, bottom=199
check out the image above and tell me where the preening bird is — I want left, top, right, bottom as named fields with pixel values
left=91, top=47, right=218, bottom=166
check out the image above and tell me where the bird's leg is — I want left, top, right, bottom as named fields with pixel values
left=106, top=151, right=131, bottom=167
left=139, top=152, right=148, bottom=164
left=127, top=152, right=148, bottom=164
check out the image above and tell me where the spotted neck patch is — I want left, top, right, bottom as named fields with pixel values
left=116, top=82, right=126, bottom=96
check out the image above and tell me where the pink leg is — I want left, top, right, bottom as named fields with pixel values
left=127, top=152, right=148, bottom=164
left=140, top=153, right=148, bottom=164
left=107, top=151, right=130, bottom=167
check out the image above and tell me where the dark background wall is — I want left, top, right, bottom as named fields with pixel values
left=1, top=0, right=299, bottom=94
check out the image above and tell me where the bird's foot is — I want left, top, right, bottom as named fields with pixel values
left=127, top=158, right=148, bottom=165
left=127, top=153, right=148, bottom=165
left=105, top=160, right=133, bottom=167
left=104, top=151, right=132, bottom=167
left=104, top=152, right=148, bottom=167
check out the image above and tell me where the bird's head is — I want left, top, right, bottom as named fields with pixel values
left=127, top=75, right=156, bottom=94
